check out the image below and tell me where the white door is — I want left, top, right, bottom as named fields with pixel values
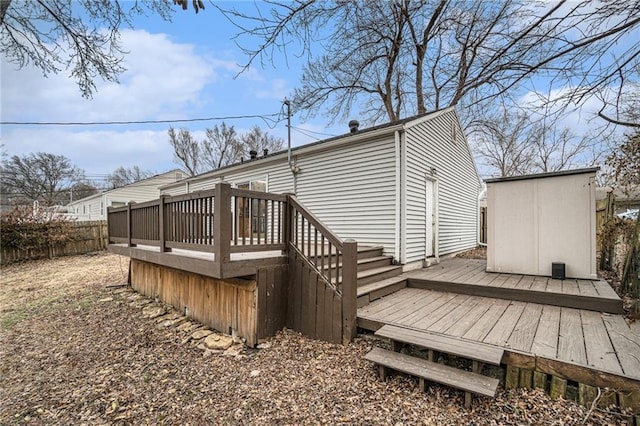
left=425, top=179, right=435, bottom=257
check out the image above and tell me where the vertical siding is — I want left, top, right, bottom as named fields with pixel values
left=405, top=109, right=481, bottom=260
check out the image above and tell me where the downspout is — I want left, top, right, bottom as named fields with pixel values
left=394, top=130, right=401, bottom=264
left=284, top=99, right=297, bottom=195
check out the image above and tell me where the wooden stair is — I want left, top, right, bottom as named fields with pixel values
left=365, top=324, right=504, bottom=407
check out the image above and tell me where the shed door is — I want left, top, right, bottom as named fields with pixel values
left=425, top=179, right=435, bottom=257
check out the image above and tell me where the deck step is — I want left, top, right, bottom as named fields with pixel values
left=322, top=255, right=393, bottom=274
left=358, top=265, right=403, bottom=286
left=364, top=347, right=500, bottom=398
left=375, top=324, right=504, bottom=366
left=357, top=276, right=407, bottom=308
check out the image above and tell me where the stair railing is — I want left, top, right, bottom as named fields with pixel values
left=287, top=195, right=357, bottom=342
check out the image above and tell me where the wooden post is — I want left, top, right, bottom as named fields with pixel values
left=126, top=203, right=136, bottom=247
left=342, top=239, right=358, bottom=344
left=159, top=195, right=170, bottom=252
left=214, top=183, right=232, bottom=275
left=550, top=376, right=567, bottom=399
left=505, top=366, right=520, bottom=389
left=283, top=193, right=295, bottom=251
left=106, top=207, right=112, bottom=245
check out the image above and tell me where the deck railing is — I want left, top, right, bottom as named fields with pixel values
left=107, top=182, right=357, bottom=342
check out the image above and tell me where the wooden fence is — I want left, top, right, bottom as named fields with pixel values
left=108, top=183, right=358, bottom=344
left=1, top=221, right=108, bottom=265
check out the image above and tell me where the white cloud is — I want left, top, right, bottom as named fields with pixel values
left=1, top=127, right=176, bottom=175
left=1, top=29, right=216, bottom=123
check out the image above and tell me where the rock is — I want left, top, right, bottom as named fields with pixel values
left=203, top=349, right=223, bottom=358
left=250, top=369, right=260, bottom=377
left=98, top=297, right=113, bottom=303
left=222, top=343, right=243, bottom=357
left=157, top=317, right=187, bottom=329
left=142, top=305, right=166, bottom=319
left=256, top=342, right=271, bottom=349
left=111, top=287, right=131, bottom=295
left=176, top=321, right=194, bottom=332
left=196, top=343, right=207, bottom=351
left=204, top=333, right=234, bottom=350
left=154, top=312, right=180, bottom=323
left=190, top=329, right=213, bottom=340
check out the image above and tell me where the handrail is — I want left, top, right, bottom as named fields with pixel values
left=288, top=196, right=343, bottom=249
left=286, top=194, right=357, bottom=342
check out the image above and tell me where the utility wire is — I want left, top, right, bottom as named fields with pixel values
left=1, top=113, right=282, bottom=126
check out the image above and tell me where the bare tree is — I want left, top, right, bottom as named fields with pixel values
left=0, top=152, right=85, bottom=205
left=168, top=123, right=285, bottom=175
left=168, top=127, right=200, bottom=176
left=472, top=109, right=535, bottom=177
left=202, top=123, right=243, bottom=170
left=530, top=125, right=594, bottom=173
left=105, top=166, right=154, bottom=189
left=215, top=1, right=639, bottom=126
left=1, top=0, right=202, bottom=98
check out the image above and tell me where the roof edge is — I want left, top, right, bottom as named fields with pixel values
left=485, top=167, right=600, bottom=184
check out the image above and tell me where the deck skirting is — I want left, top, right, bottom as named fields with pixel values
left=130, top=259, right=289, bottom=346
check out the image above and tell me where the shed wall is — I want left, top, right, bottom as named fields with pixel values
left=487, top=172, right=597, bottom=279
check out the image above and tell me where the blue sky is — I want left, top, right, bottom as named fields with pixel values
left=1, top=2, right=347, bottom=187
left=0, top=2, right=628, bottom=185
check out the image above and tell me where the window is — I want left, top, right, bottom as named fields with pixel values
left=236, top=179, right=267, bottom=238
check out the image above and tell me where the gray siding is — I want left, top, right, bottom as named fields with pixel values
left=162, top=137, right=398, bottom=256
left=405, top=109, right=480, bottom=260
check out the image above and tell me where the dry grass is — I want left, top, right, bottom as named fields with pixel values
left=0, top=253, right=633, bottom=425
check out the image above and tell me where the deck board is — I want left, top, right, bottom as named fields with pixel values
left=581, top=310, right=623, bottom=375
left=531, top=305, right=561, bottom=358
left=395, top=292, right=459, bottom=326
left=462, top=298, right=511, bottom=341
left=483, top=301, right=526, bottom=346
left=603, top=315, right=640, bottom=379
left=428, top=296, right=481, bottom=334
left=445, top=298, right=494, bottom=338
left=557, top=308, right=587, bottom=365
left=412, top=294, right=471, bottom=330
left=507, top=303, right=544, bottom=352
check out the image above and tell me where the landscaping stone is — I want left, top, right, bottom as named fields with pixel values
left=98, top=297, right=113, bottom=303
left=142, top=305, right=166, bottom=319
left=190, top=329, right=213, bottom=340
left=157, top=317, right=187, bottom=329
left=223, top=344, right=243, bottom=357
left=203, top=333, right=233, bottom=350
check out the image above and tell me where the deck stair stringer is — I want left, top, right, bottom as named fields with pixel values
left=365, top=324, right=504, bottom=407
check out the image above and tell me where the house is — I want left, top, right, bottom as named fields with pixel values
left=485, top=167, right=599, bottom=279
left=67, top=169, right=186, bottom=221
left=160, top=107, right=482, bottom=269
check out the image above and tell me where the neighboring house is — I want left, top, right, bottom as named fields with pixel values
left=486, top=167, right=599, bottom=279
left=67, top=169, right=187, bottom=221
left=160, top=108, right=482, bottom=269
left=596, top=185, right=640, bottom=216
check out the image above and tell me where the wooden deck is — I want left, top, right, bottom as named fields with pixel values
left=358, top=258, right=639, bottom=395
left=404, top=258, right=623, bottom=314
left=358, top=286, right=640, bottom=389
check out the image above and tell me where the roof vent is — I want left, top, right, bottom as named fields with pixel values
left=348, top=119, right=360, bottom=133
left=263, top=149, right=269, bottom=157
left=249, top=150, right=258, bottom=160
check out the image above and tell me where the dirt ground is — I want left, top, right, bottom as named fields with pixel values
left=0, top=253, right=634, bottom=425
